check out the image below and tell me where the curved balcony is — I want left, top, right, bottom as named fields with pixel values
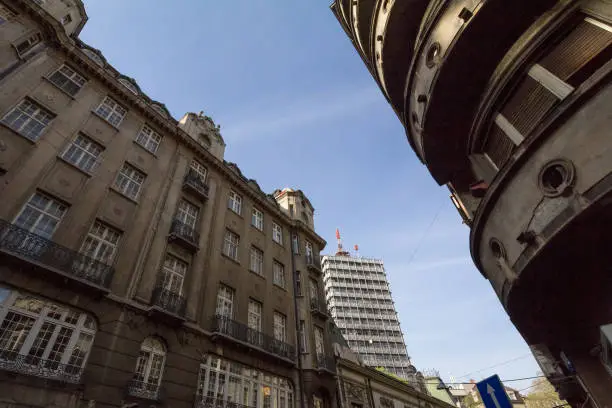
left=168, top=219, right=200, bottom=251
left=0, top=219, right=114, bottom=293
left=149, top=284, right=187, bottom=324
left=310, top=298, right=330, bottom=320
left=316, top=353, right=336, bottom=375
left=183, top=169, right=210, bottom=201
left=210, top=315, right=296, bottom=364
left=126, top=378, right=164, bottom=401
left=0, top=350, right=83, bottom=383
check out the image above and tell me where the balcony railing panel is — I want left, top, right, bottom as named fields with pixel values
left=0, top=351, right=83, bottom=383
left=194, top=395, right=253, bottom=408
left=183, top=170, right=210, bottom=200
left=211, top=315, right=296, bottom=361
left=151, top=285, right=186, bottom=317
left=0, top=219, right=114, bottom=289
left=316, top=353, right=336, bottom=373
left=305, top=254, right=321, bottom=270
left=169, top=219, right=200, bottom=249
left=310, top=298, right=329, bottom=317
left=127, top=378, right=162, bottom=400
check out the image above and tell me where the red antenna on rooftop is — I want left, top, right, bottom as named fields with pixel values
left=335, top=229, right=350, bottom=256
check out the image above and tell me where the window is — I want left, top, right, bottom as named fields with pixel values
left=314, top=396, right=324, bottom=408
left=272, top=223, right=283, bottom=245
left=0, top=5, right=16, bottom=24
left=273, top=312, right=286, bottom=342
left=223, top=230, right=240, bottom=261
left=114, top=163, right=145, bottom=200
left=309, top=279, right=318, bottom=301
left=190, top=160, right=207, bottom=181
left=0, top=286, right=96, bottom=382
left=161, top=254, right=187, bottom=294
left=305, top=241, right=314, bottom=262
left=289, top=204, right=294, bottom=216
left=196, top=354, right=293, bottom=407
left=216, top=285, right=234, bottom=318
left=295, top=271, right=302, bottom=296
left=248, top=300, right=262, bottom=332
left=61, top=13, right=72, bottom=25
left=14, top=193, right=67, bottom=239
left=95, top=96, right=127, bottom=127
left=176, top=200, right=199, bottom=228
left=299, top=321, right=307, bottom=353
left=48, top=65, right=87, bottom=96
left=79, top=221, right=121, bottom=265
left=273, top=261, right=285, bottom=288
left=314, top=326, right=325, bottom=356
left=250, top=246, right=264, bottom=275
left=61, top=134, right=103, bottom=173
left=15, top=33, right=41, bottom=54
left=228, top=190, right=242, bottom=215
left=2, top=99, right=53, bottom=141
left=132, top=337, right=165, bottom=397
left=135, top=124, right=162, bottom=154
left=292, top=234, right=299, bottom=254
left=251, top=207, right=263, bottom=230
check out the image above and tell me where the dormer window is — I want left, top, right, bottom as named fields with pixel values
left=198, top=133, right=211, bottom=150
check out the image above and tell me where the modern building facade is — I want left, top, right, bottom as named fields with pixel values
left=0, top=1, right=338, bottom=407
left=331, top=0, right=612, bottom=406
left=322, top=238, right=414, bottom=383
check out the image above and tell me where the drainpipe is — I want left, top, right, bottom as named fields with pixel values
left=291, top=227, right=307, bottom=408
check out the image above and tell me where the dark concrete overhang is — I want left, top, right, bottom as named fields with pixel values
left=356, top=0, right=376, bottom=61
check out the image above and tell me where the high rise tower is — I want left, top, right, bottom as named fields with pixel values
left=322, top=231, right=415, bottom=381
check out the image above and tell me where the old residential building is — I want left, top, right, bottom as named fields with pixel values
left=331, top=0, right=612, bottom=406
left=0, top=1, right=335, bottom=407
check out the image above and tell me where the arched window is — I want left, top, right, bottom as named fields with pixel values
left=130, top=337, right=166, bottom=399
left=0, top=286, right=96, bottom=383
left=198, top=133, right=211, bottom=150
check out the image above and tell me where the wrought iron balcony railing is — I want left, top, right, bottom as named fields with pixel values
left=194, top=395, right=253, bottom=408
left=310, top=298, right=329, bottom=318
left=316, top=353, right=336, bottom=373
left=305, top=254, right=321, bottom=270
left=211, top=315, right=296, bottom=361
left=151, top=284, right=187, bottom=317
left=183, top=169, right=210, bottom=200
left=0, top=219, right=114, bottom=289
left=126, top=378, right=163, bottom=400
left=169, top=219, right=200, bottom=250
left=0, top=350, right=83, bottom=383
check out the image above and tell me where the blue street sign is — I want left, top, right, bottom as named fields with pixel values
left=476, top=375, right=513, bottom=408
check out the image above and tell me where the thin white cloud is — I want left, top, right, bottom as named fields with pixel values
left=221, top=86, right=382, bottom=142
left=404, top=256, right=473, bottom=272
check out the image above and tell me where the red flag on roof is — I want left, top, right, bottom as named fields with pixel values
left=336, top=229, right=340, bottom=240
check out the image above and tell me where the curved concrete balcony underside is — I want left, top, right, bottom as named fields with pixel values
left=406, top=0, right=558, bottom=184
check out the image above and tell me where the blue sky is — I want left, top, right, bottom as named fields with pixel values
left=80, top=0, right=540, bottom=391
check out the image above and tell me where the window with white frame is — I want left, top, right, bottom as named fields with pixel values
left=161, top=254, right=187, bottom=294
left=114, top=163, right=145, bottom=200
left=190, top=160, right=207, bottom=181
left=272, top=223, right=282, bottom=245
left=176, top=199, right=199, bottom=229
left=309, top=279, right=318, bottom=302
left=251, top=207, right=264, bottom=230
left=79, top=221, right=121, bottom=265
left=273, top=312, right=286, bottom=343
left=305, top=241, right=313, bottom=261
left=95, top=96, right=127, bottom=127
left=314, top=326, right=325, bottom=356
left=14, top=192, right=67, bottom=239
left=295, top=271, right=302, bottom=296
left=2, top=99, right=54, bottom=141
left=135, top=124, right=162, bottom=154
left=15, top=32, right=41, bottom=55
left=228, top=190, right=242, bottom=215
left=132, top=337, right=166, bottom=396
left=61, top=134, right=103, bottom=173
left=223, top=230, right=239, bottom=260
left=215, top=285, right=234, bottom=318
left=248, top=299, right=262, bottom=332
left=273, top=261, right=285, bottom=288
left=0, top=4, right=16, bottom=24
left=48, top=65, right=86, bottom=96
left=292, top=234, right=299, bottom=254
left=249, top=246, right=263, bottom=275
left=0, top=285, right=96, bottom=382
left=196, top=354, right=293, bottom=408
left=299, top=320, right=307, bottom=353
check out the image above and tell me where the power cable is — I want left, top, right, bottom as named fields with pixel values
left=404, top=201, right=444, bottom=270
left=456, top=354, right=532, bottom=379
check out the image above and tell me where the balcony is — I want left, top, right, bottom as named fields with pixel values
left=0, top=350, right=83, bottom=383
left=126, top=378, right=163, bottom=401
left=306, top=254, right=321, bottom=272
left=194, top=395, right=252, bottom=408
left=168, top=219, right=199, bottom=251
left=0, top=219, right=114, bottom=293
left=183, top=169, right=210, bottom=200
left=149, top=284, right=186, bottom=324
left=310, top=298, right=329, bottom=320
left=210, top=315, right=296, bottom=364
left=316, top=353, right=336, bottom=374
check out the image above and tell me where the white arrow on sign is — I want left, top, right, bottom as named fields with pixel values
left=487, top=384, right=502, bottom=408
